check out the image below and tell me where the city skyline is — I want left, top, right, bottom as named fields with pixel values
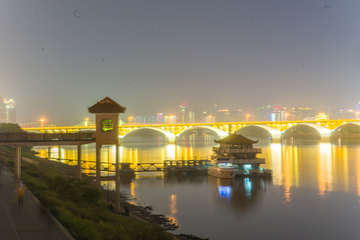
left=1, top=1, right=360, bottom=125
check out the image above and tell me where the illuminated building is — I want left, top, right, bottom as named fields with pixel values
left=0, top=97, right=16, bottom=123
left=157, top=113, right=163, bottom=123
left=289, top=107, right=317, bottom=120
left=179, top=103, right=186, bottom=123
left=188, top=111, right=195, bottom=123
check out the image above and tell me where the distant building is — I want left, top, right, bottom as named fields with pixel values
left=0, top=97, right=16, bottom=123
left=179, top=103, right=186, bottom=123
left=216, top=109, right=230, bottom=122
left=288, top=108, right=317, bottom=120
left=134, top=116, right=157, bottom=124
left=157, top=113, right=163, bottom=123
left=164, top=115, right=177, bottom=124
left=254, top=106, right=272, bottom=121
left=330, top=108, right=356, bottom=119
left=188, top=111, right=195, bottom=123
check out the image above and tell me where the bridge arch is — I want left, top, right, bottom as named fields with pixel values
left=283, top=123, right=331, bottom=141
left=332, top=122, right=360, bottom=132
left=331, top=122, right=360, bottom=140
left=235, top=125, right=281, bottom=143
left=120, top=127, right=176, bottom=143
left=176, top=126, right=228, bottom=138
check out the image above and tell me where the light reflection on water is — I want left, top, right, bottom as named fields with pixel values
left=34, top=134, right=360, bottom=239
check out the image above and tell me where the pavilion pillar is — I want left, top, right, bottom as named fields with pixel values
left=77, top=144, right=82, bottom=179
left=115, top=143, right=120, bottom=213
left=96, top=144, right=101, bottom=189
left=14, top=146, right=21, bottom=179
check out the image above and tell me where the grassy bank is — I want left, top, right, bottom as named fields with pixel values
left=0, top=149, right=172, bottom=240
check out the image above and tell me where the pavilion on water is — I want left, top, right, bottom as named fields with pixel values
left=212, top=134, right=272, bottom=176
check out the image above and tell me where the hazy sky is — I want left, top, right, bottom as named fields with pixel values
left=1, top=1, right=360, bottom=125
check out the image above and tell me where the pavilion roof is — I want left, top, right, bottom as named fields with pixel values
left=88, top=97, right=127, bottom=113
left=214, top=134, right=258, bottom=144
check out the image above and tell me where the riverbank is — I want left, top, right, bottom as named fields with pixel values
left=0, top=148, right=209, bottom=240
left=0, top=150, right=173, bottom=240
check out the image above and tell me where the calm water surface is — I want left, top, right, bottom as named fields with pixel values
left=35, top=134, right=360, bottom=240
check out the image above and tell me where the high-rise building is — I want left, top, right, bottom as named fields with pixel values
left=157, top=113, right=163, bottom=123
left=188, top=111, right=195, bottom=123
left=179, top=103, right=186, bottom=123
left=0, top=97, right=16, bottom=123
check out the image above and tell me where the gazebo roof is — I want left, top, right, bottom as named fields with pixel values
left=88, top=97, right=126, bottom=114
left=214, top=134, right=258, bottom=144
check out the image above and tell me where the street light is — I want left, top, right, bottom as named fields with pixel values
left=40, top=118, right=45, bottom=127
left=246, top=114, right=250, bottom=122
left=285, top=113, right=288, bottom=121
left=128, top=116, right=133, bottom=124
left=85, top=117, right=90, bottom=126
left=208, top=115, right=212, bottom=123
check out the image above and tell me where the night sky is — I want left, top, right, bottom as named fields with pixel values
left=1, top=1, right=360, bottom=125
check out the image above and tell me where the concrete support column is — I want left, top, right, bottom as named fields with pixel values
left=115, top=144, right=120, bottom=213
left=58, top=146, right=62, bottom=159
left=14, top=146, right=21, bottom=179
left=96, top=144, right=101, bottom=189
left=77, top=144, right=82, bottom=179
left=48, top=146, right=51, bottom=158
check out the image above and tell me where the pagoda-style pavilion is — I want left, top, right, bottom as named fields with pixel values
left=88, top=97, right=126, bottom=213
left=213, top=134, right=268, bottom=174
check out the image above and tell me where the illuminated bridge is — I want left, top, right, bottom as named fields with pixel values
left=22, top=119, right=360, bottom=143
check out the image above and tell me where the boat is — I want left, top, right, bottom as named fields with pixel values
left=212, top=134, right=272, bottom=177
left=208, top=158, right=238, bottom=178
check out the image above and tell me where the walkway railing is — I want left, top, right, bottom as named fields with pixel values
left=0, top=132, right=95, bottom=142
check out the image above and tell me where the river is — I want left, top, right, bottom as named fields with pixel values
left=34, top=133, right=360, bottom=240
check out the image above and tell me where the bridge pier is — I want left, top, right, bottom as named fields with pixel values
left=321, top=136, right=331, bottom=142
left=14, top=146, right=21, bottom=179
left=168, top=136, right=177, bottom=144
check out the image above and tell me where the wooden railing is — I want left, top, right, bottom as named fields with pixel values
left=213, top=147, right=262, bottom=153
left=231, top=158, right=265, bottom=164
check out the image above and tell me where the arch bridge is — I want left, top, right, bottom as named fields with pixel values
left=23, top=119, right=360, bottom=143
